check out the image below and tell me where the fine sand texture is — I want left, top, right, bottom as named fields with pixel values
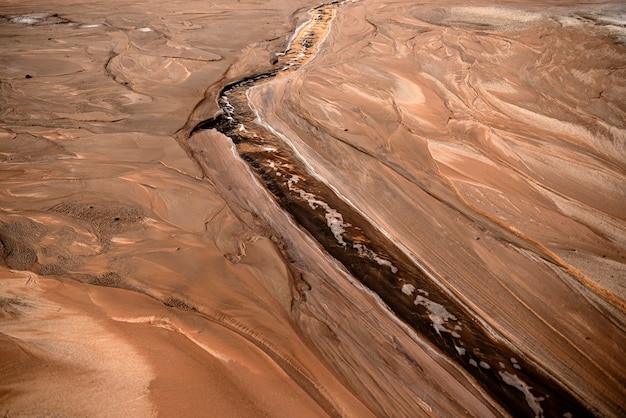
left=1, top=0, right=625, bottom=417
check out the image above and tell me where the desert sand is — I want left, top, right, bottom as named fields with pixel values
left=1, top=0, right=625, bottom=417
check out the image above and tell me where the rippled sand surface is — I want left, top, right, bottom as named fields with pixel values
left=1, top=0, right=625, bottom=417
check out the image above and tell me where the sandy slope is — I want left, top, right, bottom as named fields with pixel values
left=1, top=0, right=625, bottom=417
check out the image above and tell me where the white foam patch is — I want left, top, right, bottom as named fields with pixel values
left=353, top=243, right=398, bottom=273
left=413, top=295, right=458, bottom=336
left=401, top=284, right=415, bottom=295
left=499, top=371, right=545, bottom=418
left=326, top=210, right=350, bottom=245
left=511, top=357, right=522, bottom=369
left=287, top=175, right=299, bottom=187
left=286, top=173, right=399, bottom=273
left=287, top=177, right=350, bottom=246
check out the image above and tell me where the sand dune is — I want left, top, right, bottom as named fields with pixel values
left=1, top=0, right=625, bottom=416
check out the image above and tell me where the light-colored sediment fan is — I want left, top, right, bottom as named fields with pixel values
left=0, top=0, right=624, bottom=417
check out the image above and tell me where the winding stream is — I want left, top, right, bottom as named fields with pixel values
left=192, top=2, right=594, bottom=417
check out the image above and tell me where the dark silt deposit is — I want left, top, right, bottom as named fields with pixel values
left=193, top=2, right=596, bottom=417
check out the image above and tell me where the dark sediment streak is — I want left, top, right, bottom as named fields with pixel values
left=192, top=2, right=595, bottom=416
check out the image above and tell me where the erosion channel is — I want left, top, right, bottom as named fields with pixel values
left=192, top=1, right=593, bottom=416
